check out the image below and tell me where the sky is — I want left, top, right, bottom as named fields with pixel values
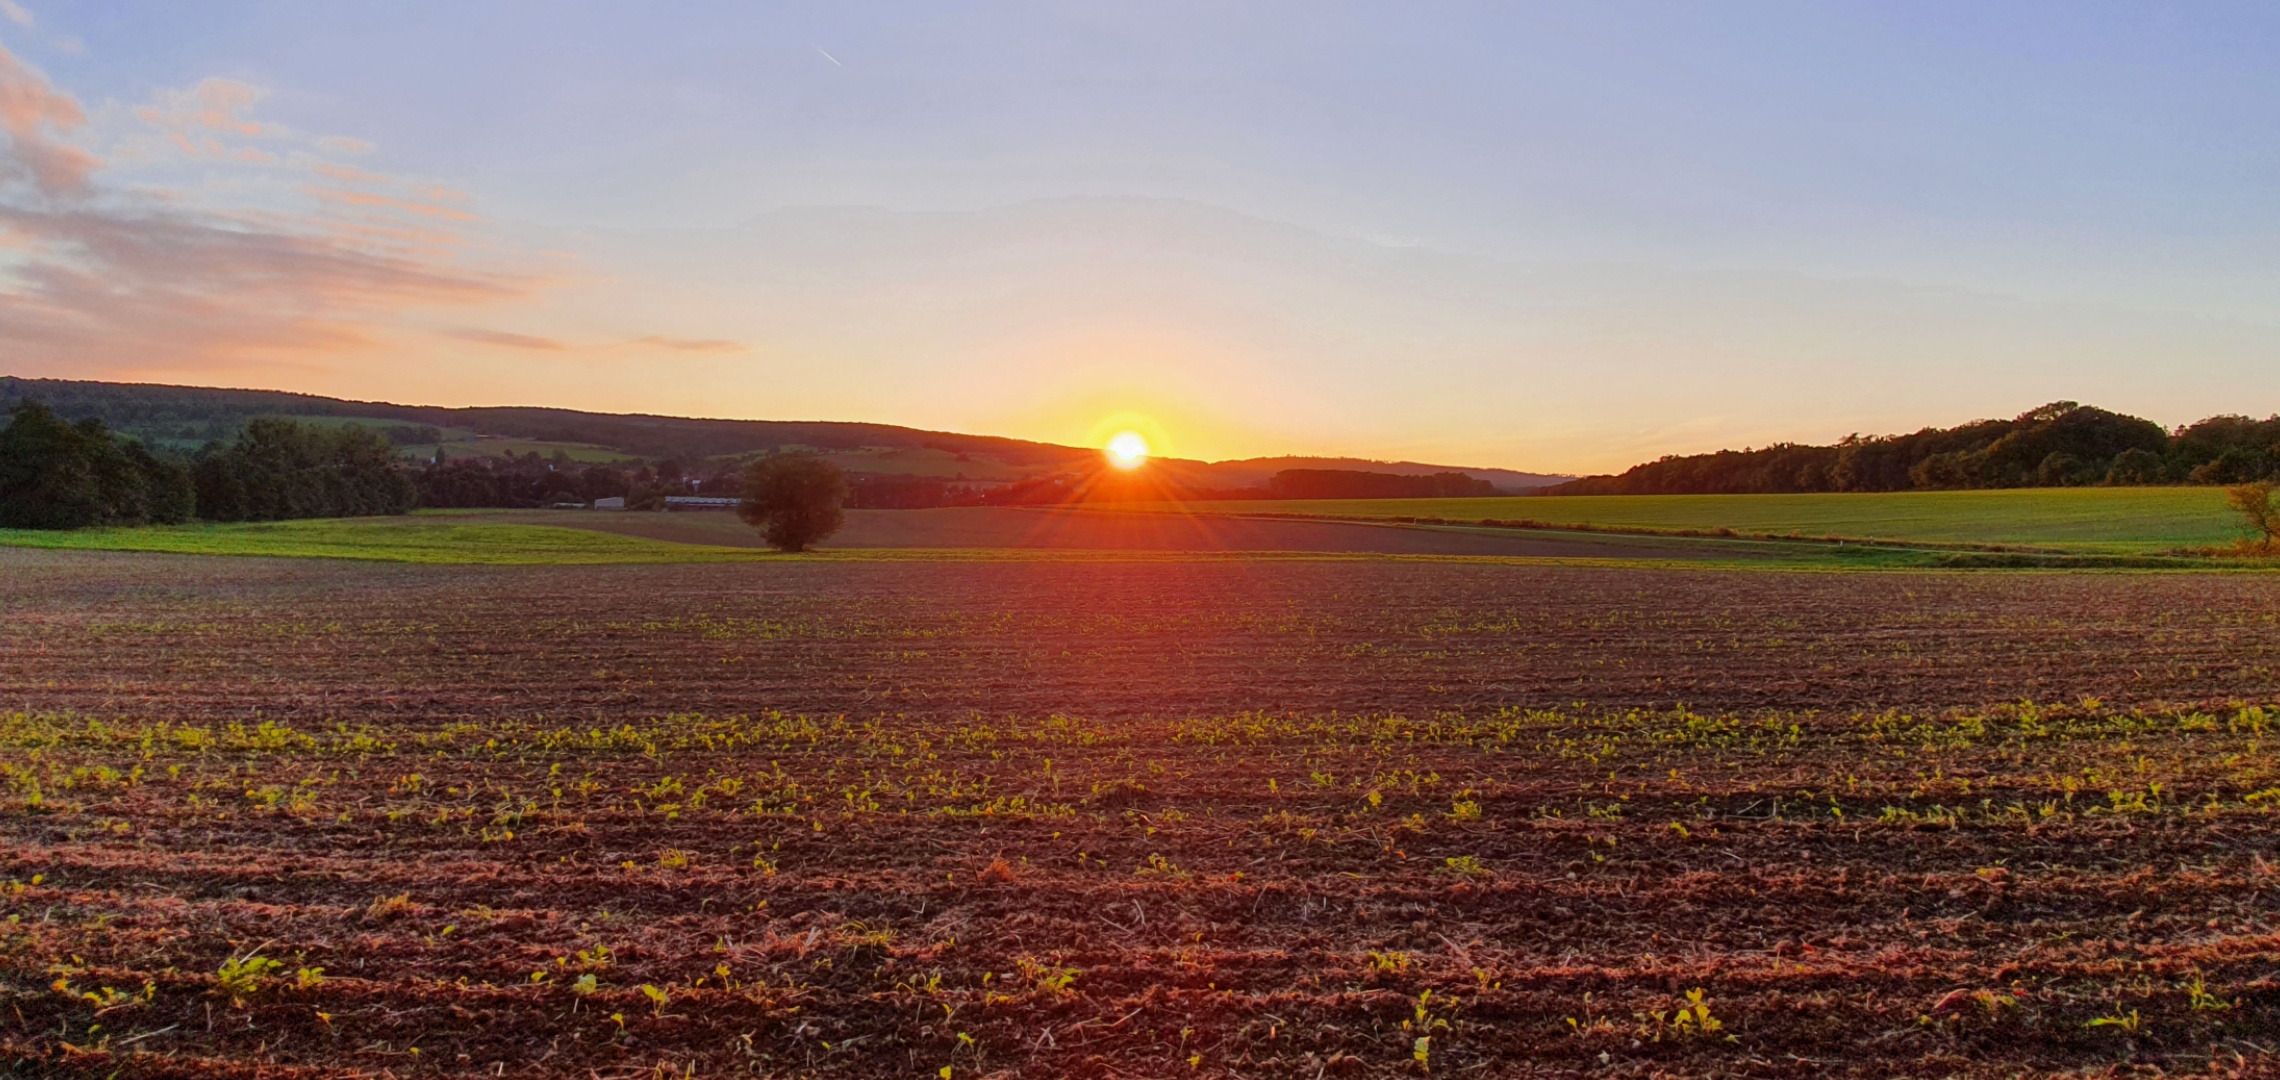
left=0, top=1, right=2276, bottom=472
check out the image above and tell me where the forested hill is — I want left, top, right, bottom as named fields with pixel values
left=0, top=376, right=1091, bottom=466
left=0, top=377, right=1565, bottom=493
left=1548, top=402, right=2279, bottom=495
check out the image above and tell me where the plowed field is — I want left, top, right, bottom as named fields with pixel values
left=3, top=548, right=2277, bottom=1078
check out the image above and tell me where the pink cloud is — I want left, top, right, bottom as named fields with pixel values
left=0, top=42, right=542, bottom=375
left=634, top=335, right=750, bottom=354
left=0, top=42, right=97, bottom=195
left=133, top=78, right=281, bottom=147
left=444, top=328, right=567, bottom=351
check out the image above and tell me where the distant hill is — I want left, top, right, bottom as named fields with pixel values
left=0, top=376, right=1568, bottom=493
left=1190, top=456, right=1567, bottom=492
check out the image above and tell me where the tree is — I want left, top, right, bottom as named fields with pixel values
left=738, top=454, right=847, bottom=552
left=2228, top=481, right=2279, bottom=555
left=195, top=419, right=414, bottom=521
left=0, top=401, right=194, bottom=529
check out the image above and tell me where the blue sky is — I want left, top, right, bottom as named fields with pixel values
left=2, top=1, right=2275, bottom=469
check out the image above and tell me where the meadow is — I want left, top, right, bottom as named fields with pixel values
left=2, top=547, right=2277, bottom=1078
left=0, top=500, right=2247, bottom=570
left=1153, top=487, right=2247, bottom=554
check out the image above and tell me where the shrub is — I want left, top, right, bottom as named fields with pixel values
left=2227, top=481, right=2278, bottom=554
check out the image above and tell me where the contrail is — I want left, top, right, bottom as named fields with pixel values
left=815, top=46, right=842, bottom=66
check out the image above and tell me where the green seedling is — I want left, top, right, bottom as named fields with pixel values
left=215, top=955, right=282, bottom=1003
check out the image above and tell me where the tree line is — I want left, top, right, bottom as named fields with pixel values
left=1, top=403, right=411, bottom=528
left=1549, top=402, right=2280, bottom=495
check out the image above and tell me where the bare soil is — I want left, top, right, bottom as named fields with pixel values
left=2, top=549, right=2276, bottom=1079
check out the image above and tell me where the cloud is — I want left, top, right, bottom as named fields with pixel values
left=0, top=2, right=30, bottom=28
left=633, top=335, right=749, bottom=353
left=443, top=328, right=566, bottom=350
left=132, top=77, right=285, bottom=160
left=0, top=41, right=539, bottom=374
left=316, top=135, right=375, bottom=155
left=0, top=43, right=97, bottom=195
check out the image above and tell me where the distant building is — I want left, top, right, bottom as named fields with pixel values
left=664, top=496, right=738, bottom=511
left=592, top=496, right=626, bottom=510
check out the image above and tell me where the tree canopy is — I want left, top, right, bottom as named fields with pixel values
left=1548, top=402, right=2245, bottom=495
left=737, top=454, right=849, bottom=552
left=0, top=402, right=193, bottom=529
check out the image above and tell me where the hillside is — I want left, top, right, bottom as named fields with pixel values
left=0, top=377, right=1565, bottom=493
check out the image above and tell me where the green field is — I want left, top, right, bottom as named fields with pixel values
left=404, top=437, right=637, bottom=463
left=1153, top=487, right=2247, bottom=553
left=0, top=518, right=769, bottom=564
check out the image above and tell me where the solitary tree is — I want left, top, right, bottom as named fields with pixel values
left=2228, top=481, right=2279, bottom=555
left=738, top=454, right=848, bottom=552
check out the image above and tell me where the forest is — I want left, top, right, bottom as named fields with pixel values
left=1550, top=402, right=2280, bottom=495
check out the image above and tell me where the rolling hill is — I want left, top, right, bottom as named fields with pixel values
left=0, top=376, right=1570, bottom=492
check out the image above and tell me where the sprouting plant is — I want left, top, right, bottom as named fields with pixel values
left=2085, top=1008, right=2141, bottom=1033
left=570, top=973, right=599, bottom=995
left=1136, top=853, right=1188, bottom=879
left=295, top=966, right=325, bottom=990
left=1449, top=799, right=1481, bottom=822
left=1644, top=988, right=1727, bottom=1041
left=573, top=944, right=614, bottom=970
left=640, top=983, right=669, bottom=1015
left=1367, top=951, right=1410, bottom=975
left=657, top=849, right=691, bottom=870
left=1412, top=1035, right=1431, bottom=1071
left=2187, top=974, right=2235, bottom=1011
left=1015, top=955, right=1080, bottom=996
left=215, top=955, right=282, bottom=1002
left=1441, top=855, right=1490, bottom=878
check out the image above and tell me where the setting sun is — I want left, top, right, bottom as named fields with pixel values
left=1105, top=430, right=1150, bottom=469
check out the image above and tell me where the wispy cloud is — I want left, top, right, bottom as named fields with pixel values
left=633, top=335, right=749, bottom=354
left=0, top=40, right=538, bottom=375
left=0, top=2, right=31, bottom=29
left=444, top=328, right=566, bottom=350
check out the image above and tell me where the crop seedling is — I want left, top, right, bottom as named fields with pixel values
left=1642, top=988, right=1728, bottom=1042
left=1016, top=955, right=1080, bottom=996
left=2187, top=974, right=2235, bottom=1011
left=215, top=955, right=281, bottom=1004
left=2085, top=1008, right=2141, bottom=1034
left=1441, top=855, right=1490, bottom=878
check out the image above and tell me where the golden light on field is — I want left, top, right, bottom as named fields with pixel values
left=1105, top=430, right=1150, bottom=469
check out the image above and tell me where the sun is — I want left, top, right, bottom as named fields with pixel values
left=1105, top=430, right=1150, bottom=469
